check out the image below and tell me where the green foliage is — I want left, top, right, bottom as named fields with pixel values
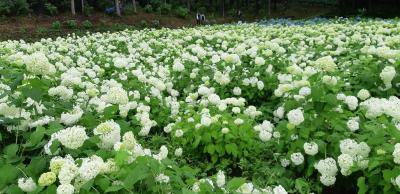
left=82, top=20, right=93, bottom=29
left=45, top=3, right=58, bottom=16
left=139, top=19, right=148, bottom=28
left=0, top=0, right=30, bottom=16
left=124, top=4, right=136, bottom=15
left=83, top=4, right=94, bottom=16
left=174, top=6, right=189, bottom=18
left=65, top=20, right=77, bottom=29
left=151, top=19, right=160, bottom=28
left=159, top=3, right=172, bottom=15
left=51, top=20, right=61, bottom=29
left=143, top=4, right=153, bottom=13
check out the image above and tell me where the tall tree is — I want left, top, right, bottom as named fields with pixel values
left=115, top=0, right=121, bottom=16
left=81, top=0, right=84, bottom=13
left=71, top=0, right=76, bottom=15
left=222, top=0, right=225, bottom=18
left=132, top=0, right=137, bottom=13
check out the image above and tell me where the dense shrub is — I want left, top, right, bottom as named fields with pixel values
left=65, top=19, right=77, bottom=29
left=143, top=4, right=153, bottom=13
left=83, top=4, right=94, bottom=16
left=82, top=20, right=93, bottom=29
left=51, top=20, right=61, bottom=29
left=45, top=3, right=58, bottom=16
left=174, top=6, right=189, bottom=18
left=0, top=0, right=30, bottom=16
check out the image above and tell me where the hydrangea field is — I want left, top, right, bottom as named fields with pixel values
left=0, top=18, right=400, bottom=194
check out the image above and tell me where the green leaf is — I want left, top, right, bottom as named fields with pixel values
left=311, top=85, right=324, bottom=102
left=50, top=140, right=60, bottom=153
left=123, top=162, right=149, bottom=188
left=295, top=178, right=310, bottom=194
left=95, top=177, right=111, bottom=192
left=206, top=144, right=215, bottom=155
left=26, top=157, right=47, bottom=178
left=0, top=164, right=20, bottom=188
left=80, top=113, right=98, bottom=129
left=225, top=143, right=237, bottom=156
left=357, top=177, right=368, bottom=194
left=226, top=177, right=246, bottom=190
left=105, top=185, right=124, bottom=193
left=115, top=150, right=130, bottom=166
left=81, top=179, right=94, bottom=191
left=182, top=188, right=197, bottom=194
left=41, top=185, right=57, bottom=194
left=299, top=127, right=310, bottom=138
left=3, top=184, right=24, bottom=194
left=4, top=144, right=19, bottom=157
left=26, top=127, right=46, bottom=147
left=103, top=105, right=119, bottom=119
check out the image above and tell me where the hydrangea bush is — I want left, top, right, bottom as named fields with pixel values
left=0, top=18, right=400, bottom=193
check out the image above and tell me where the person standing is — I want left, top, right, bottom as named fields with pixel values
left=196, top=12, right=201, bottom=25
left=201, top=14, right=205, bottom=25
left=237, top=10, right=242, bottom=21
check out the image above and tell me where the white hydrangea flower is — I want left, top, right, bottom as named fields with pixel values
left=233, top=87, right=242, bottom=96
left=55, top=126, right=88, bottom=149
left=319, top=174, right=336, bottom=186
left=299, top=87, right=311, bottom=96
left=280, top=158, right=290, bottom=167
left=380, top=66, right=396, bottom=88
left=273, top=106, right=285, bottom=119
left=113, top=57, right=129, bottom=68
left=58, top=161, right=78, bottom=185
left=314, top=56, right=337, bottom=72
left=216, top=170, right=225, bottom=188
left=255, top=57, right=265, bottom=66
left=238, top=183, right=253, bottom=194
left=303, top=142, right=318, bottom=156
left=18, top=177, right=37, bottom=192
left=221, top=127, right=229, bottom=134
left=93, top=120, right=121, bottom=149
left=393, top=143, right=400, bottom=164
left=56, top=184, right=74, bottom=194
left=175, top=129, right=184, bottom=137
left=290, top=152, right=304, bottom=165
left=347, top=118, right=359, bottom=132
left=78, top=155, right=104, bottom=181
left=272, top=185, right=288, bottom=194
left=102, top=86, right=128, bottom=105
left=287, top=108, right=304, bottom=126
left=60, top=106, right=83, bottom=126
left=393, top=175, right=400, bottom=188
left=259, top=130, right=272, bottom=142
left=357, top=89, right=370, bottom=100
left=338, top=153, right=354, bottom=176
left=174, top=147, right=183, bottom=157
left=155, top=173, right=170, bottom=183
left=201, top=115, right=212, bottom=126
left=48, top=86, right=74, bottom=100
left=315, top=158, right=338, bottom=176
left=23, top=52, right=56, bottom=75
left=153, top=145, right=168, bottom=161
left=345, top=96, right=358, bottom=110
left=172, top=59, right=184, bottom=72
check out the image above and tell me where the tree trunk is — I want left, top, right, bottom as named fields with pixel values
left=81, top=0, right=84, bottom=13
left=187, top=0, right=190, bottom=12
left=132, top=0, right=137, bottom=13
left=71, top=0, right=76, bottom=15
left=222, top=0, right=225, bottom=18
left=268, top=0, right=271, bottom=16
left=115, top=0, right=121, bottom=16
